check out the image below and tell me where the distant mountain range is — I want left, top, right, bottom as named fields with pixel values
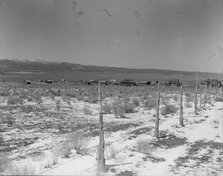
left=0, top=59, right=222, bottom=82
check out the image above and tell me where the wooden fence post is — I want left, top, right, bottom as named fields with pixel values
left=203, top=87, right=206, bottom=108
left=199, top=87, right=202, bottom=111
left=209, top=85, right=211, bottom=103
left=179, top=85, right=184, bottom=126
left=97, top=81, right=105, bottom=175
left=155, top=82, right=160, bottom=139
left=215, top=83, right=218, bottom=100
left=194, top=77, right=198, bottom=115
left=220, top=112, right=223, bottom=143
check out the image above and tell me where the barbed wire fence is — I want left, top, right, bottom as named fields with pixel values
left=0, top=81, right=222, bottom=175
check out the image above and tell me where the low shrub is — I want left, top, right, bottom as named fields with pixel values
left=105, top=145, right=119, bottom=159
left=123, top=100, right=135, bottom=113
left=83, top=105, right=92, bottom=115
left=112, top=100, right=124, bottom=118
left=44, top=154, right=58, bottom=168
left=112, top=99, right=135, bottom=118
left=33, top=89, right=42, bottom=104
left=136, top=140, right=154, bottom=154
left=65, top=91, right=77, bottom=98
left=62, top=95, right=71, bottom=105
left=53, top=132, right=89, bottom=158
left=19, top=90, right=30, bottom=99
left=7, top=96, right=24, bottom=105
left=215, top=97, right=223, bottom=102
left=55, top=99, right=61, bottom=111
left=5, top=115, right=15, bottom=127
left=184, top=102, right=192, bottom=108
left=8, top=161, right=36, bottom=175
left=0, top=154, right=10, bottom=173
left=0, top=89, right=10, bottom=96
left=186, top=96, right=194, bottom=103
left=53, top=143, right=72, bottom=158
left=67, top=131, right=89, bottom=155
left=144, top=98, right=157, bottom=110
left=173, top=95, right=178, bottom=101
left=103, top=103, right=112, bottom=114
left=84, top=96, right=98, bottom=104
left=161, top=104, right=177, bottom=115
left=131, top=97, right=140, bottom=107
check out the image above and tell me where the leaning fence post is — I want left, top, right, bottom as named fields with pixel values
left=97, top=81, right=105, bottom=175
left=155, top=81, right=160, bottom=139
left=179, top=85, right=184, bottom=126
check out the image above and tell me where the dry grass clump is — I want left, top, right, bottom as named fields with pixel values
left=61, top=95, right=71, bottom=105
left=105, top=145, right=120, bottom=159
left=4, top=114, right=16, bottom=127
left=0, top=153, right=10, bottom=173
left=83, top=95, right=98, bottom=104
left=185, top=95, right=194, bottom=103
left=83, top=105, right=92, bottom=115
left=53, top=131, right=89, bottom=158
left=131, top=97, right=140, bottom=107
left=173, top=94, right=178, bottom=101
left=144, top=98, right=157, bottom=110
left=65, top=91, right=77, bottom=98
left=7, top=95, right=24, bottom=105
left=136, top=140, right=154, bottom=154
left=103, top=103, right=112, bottom=114
left=44, top=153, right=58, bottom=168
left=33, top=89, right=42, bottom=104
left=161, top=104, right=177, bottom=115
left=112, top=99, right=135, bottom=118
left=0, top=89, right=10, bottom=96
left=53, top=143, right=72, bottom=158
left=55, top=99, right=61, bottom=111
left=67, top=131, right=89, bottom=155
left=123, top=99, right=135, bottom=113
left=215, top=96, right=223, bottom=102
left=7, top=161, right=37, bottom=175
left=184, top=102, right=192, bottom=108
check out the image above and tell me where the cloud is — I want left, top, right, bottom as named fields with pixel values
left=147, top=0, right=153, bottom=6
left=177, top=35, right=185, bottom=47
left=134, top=10, right=142, bottom=19
left=207, top=53, right=216, bottom=62
left=217, top=44, right=223, bottom=52
left=75, top=11, right=84, bottom=18
left=136, top=29, right=141, bottom=36
left=71, top=0, right=78, bottom=11
left=100, top=9, right=112, bottom=17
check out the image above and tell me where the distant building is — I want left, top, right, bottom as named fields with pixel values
left=23, top=80, right=31, bottom=85
left=120, top=79, right=137, bottom=86
left=45, top=80, right=53, bottom=84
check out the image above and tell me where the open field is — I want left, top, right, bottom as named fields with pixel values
left=0, top=81, right=222, bottom=175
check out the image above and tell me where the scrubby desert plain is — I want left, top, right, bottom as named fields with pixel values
left=0, top=81, right=222, bottom=176
left=0, top=60, right=223, bottom=176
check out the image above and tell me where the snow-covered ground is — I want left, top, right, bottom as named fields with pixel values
left=41, top=102, right=223, bottom=176
left=1, top=93, right=222, bottom=176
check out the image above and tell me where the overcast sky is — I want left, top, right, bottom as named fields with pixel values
left=0, top=0, right=223, bottom=72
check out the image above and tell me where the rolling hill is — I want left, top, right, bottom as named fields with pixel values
left=0, top=59, right=222, bottom=82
